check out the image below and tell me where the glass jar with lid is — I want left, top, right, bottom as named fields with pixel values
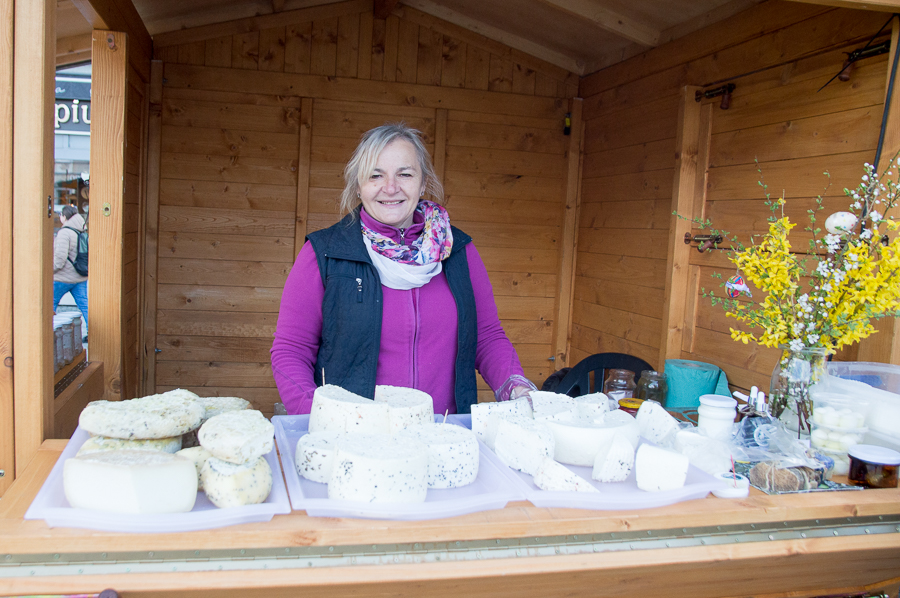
left=635, top=370, right=668, bottom=407
left=603, top=368, right=636, bottom=400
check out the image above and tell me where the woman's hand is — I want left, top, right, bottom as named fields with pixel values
left=495, top=374, right=537, bottom=405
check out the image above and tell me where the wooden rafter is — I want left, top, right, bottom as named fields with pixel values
left=788, top=0, right=900, bottom=10
left=402, top=0, right=584, bottom=74
left=536, top=0, right=660, bottom=47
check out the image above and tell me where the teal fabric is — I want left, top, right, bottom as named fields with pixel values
left=664, top=359, right=731, bottom=410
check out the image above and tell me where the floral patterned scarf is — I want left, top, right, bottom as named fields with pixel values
left=361, top=200, right=453, bottom=265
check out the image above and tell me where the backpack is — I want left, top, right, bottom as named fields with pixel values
left=68, top=230, right=89, bottom=276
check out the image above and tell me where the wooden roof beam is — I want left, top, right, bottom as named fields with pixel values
left=402, top=0, right=585, bottom=74
left=56, top=33, right=93, bottom=67
left=788, top=0, right=900, bottom=10
left=70, top=0, right=152, bottom=69
left=535, top=0, right=660, bottom=47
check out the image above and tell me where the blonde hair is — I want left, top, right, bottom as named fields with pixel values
left=340, top=123, right=444, bottom=216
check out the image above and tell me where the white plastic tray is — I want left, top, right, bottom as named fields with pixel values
left=274, top=414, right=524, bottom=520
left=452, top=414, right=726, bottom=510
left=24, top=425, right=292, bottom=532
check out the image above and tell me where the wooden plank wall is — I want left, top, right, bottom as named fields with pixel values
left=150, top=1, right=575, bottom=412
left=576, top=1, right=891, bottom=390
left=0, top=0, right=14, bottom=494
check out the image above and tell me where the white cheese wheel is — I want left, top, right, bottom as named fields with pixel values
left=328, top=434, right=428, bottom=503
left=77, top=435, right=182, bottom=456
left=533, top=457, right=599, bottom=493
left=530, top=391, right=576, bottom=420
left=397, top=423, right=479, bottom=488
left=470, top=399, right=532, bottom=448
left=635, top=444, right=690, bottom=492
left=308, top=385, right=391, bottom=435
left=591, top=434, right=635, bottom=482
left=574, top=393, right=610, bottom=420
left=295, top=431, right=344, bottom=483
left=492, top=415, right=555, bottom=476
left=201, top=456, right=273, bottom=508
left=635, top=401, right=680, bottom=447
left=79, top=393, right=204, bottom=440
left=176, top=446, right=212, bottom=491
left=374, top=385, right=434, bottom=434
left=544, top=409, right=640, bottom=466
left=63, top=450, right=197, bottom=514
left=198, top=410, right=274, bottom=464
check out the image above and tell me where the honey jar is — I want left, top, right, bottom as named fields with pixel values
left=847, top=445, right=900, bottom=489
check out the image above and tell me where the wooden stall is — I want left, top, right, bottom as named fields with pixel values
left=1, top=0, right=900, bottom=595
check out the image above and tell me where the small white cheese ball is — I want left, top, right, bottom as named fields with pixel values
left=198, top=409, right=274, bottom=464
left=176, top=446, right=212, bottom=491
left=201, top=455, right=273, bottom=508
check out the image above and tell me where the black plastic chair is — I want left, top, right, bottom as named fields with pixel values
left=543, top=352, right=653, bottom=397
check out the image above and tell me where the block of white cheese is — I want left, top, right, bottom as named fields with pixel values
left=635, top=401, right=680, bottom=447
left=201, top=455, right=273, bottom=508
left=295, top=431, right=344, bottom=483
left=63, top=450, right=198, bottom=514
left=308, top=385, right=391, bottom=435
left=79, top=393, right=204, bottom=440
left=176, top=446, right=212, bottom=491
left=77, top=435, right=182, bottom=456
left=492, top=415, right=555, bottom=476
left=574, top=393, right=610, bottom=420
left=530, top=391, right=576, bottom=420
left=635, top=444, right=690, bottom=492
left=533, top=457, right=599, bottom=493
left=591, top=434, right=635, bottom=482
left=198, top=409, right=274, bottom=464
left=374, top=385, right=434, bottom=434
left=397, top=423, right=479, bottom=488
left=470, top=399, right=533, bottom=448
left=328, top=434, right=428, bottom=503
left=544, top=409, right=640, bottom=466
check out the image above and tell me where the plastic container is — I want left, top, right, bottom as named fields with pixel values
left=815, top=446, right=852, bottom=476
left=847, top=444, right=900, bottom=488
left=52, top=324, right=62, bottom=373
left=635, top=370, right=667, bottom=406
left=603, top=369, right=636, bottom=400
left=811, top=392, right=869, bottom=429
left=697, top=394, right=737, bottom=442
left=827, top=361, right=900, bottom=393
left=822, top=362, right=900, bottom=442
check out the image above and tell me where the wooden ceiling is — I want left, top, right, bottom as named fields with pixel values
left=55, top=0, right=896, bottom=75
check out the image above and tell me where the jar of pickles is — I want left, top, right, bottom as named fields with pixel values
left=603, top=369, right=636, bottom=400
left=635, top=370, right=668, bottom=406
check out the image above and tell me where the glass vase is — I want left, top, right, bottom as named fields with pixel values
left=769, top=346, right=829, bottom=437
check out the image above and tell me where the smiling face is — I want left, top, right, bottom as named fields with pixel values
left=358, top=139, right=425, bottom=229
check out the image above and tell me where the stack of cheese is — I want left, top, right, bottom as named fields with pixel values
left=295, top=384, right=479, bottom=503
left=64, top=389, right=267, bottom=514
left=472, top=391, right=692, bottom=493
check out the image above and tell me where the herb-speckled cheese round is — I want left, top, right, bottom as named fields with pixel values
left=198, top=410, right=274, bottom=464
left=78, top=393, right=204, bottom=440
left=77, top=434, right=183, bottom=456
left=328, top=434, right=428, bottom=503
left=397, top=423, right=479, bottom=488
left=176, top=446, right=213, bottom=491
left=201, top=456, right=273, bottom=508
left=63, top=450, right=198, bottom=514
left=295, top=431, right=344, bottom=483
left=309, top=385, right=391, bottom=434
left=374, top=385, right=433, bottom=434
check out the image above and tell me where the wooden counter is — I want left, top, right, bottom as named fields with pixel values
left=1, top=440, right=899, bottom=598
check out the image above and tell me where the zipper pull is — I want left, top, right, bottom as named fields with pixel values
left=356, top=277, right=363, bottom=303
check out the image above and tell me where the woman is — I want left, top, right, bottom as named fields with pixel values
left=53, top=205, right=89, bottom=334
left=271, top=123, right=535, bottom=415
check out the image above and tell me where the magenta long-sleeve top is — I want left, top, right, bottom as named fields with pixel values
left=270, top=209, right=525, bottom=415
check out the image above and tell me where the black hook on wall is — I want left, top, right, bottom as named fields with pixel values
left=695, top=83, right=735, bottom=110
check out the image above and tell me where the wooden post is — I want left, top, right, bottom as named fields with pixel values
left=553, top=98, right=583, bottom=367
left=859, top=18, right=900, bottom=365
left=89, top=30, right=129, bottom=401
left=293, top=97, right=313, bottom=256
left=12, top=0, right=55, bottom=475
left=0, top=0, right=14, bottom=494
left=141, top=60, right=163, bottom=395
left=659, top=86, right=702, bottom=370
